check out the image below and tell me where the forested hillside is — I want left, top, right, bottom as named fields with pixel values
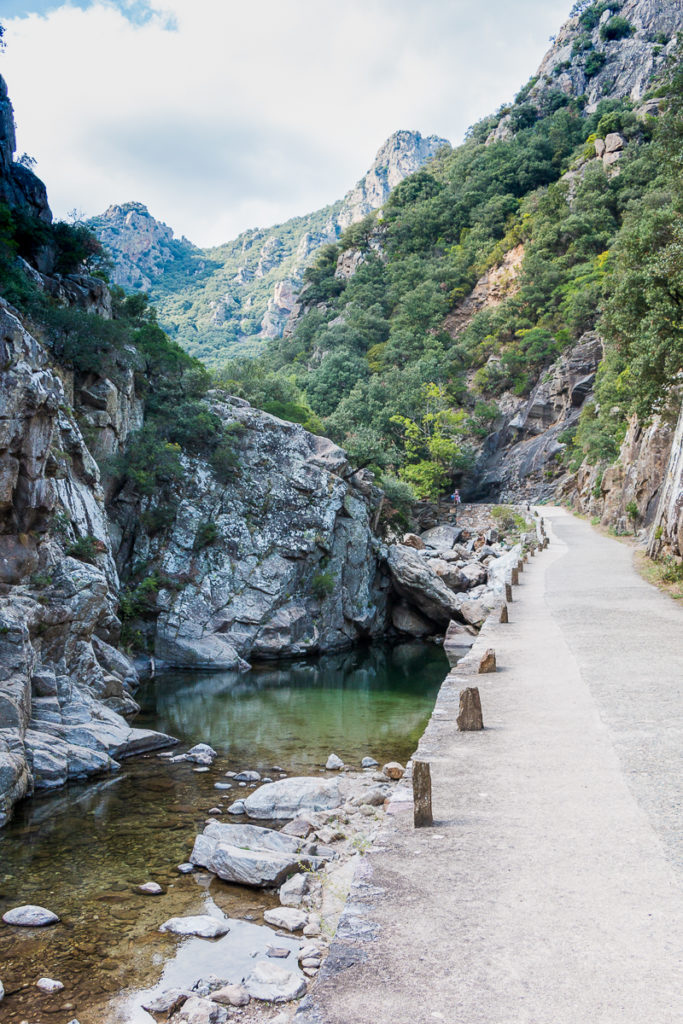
left=218, top=2, right=682, bottom=517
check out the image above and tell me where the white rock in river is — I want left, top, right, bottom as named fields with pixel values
left=244, top=961, right=307, bottom=1002
left=176, top=994, right=228, bottom=1022
left=190, top=822, right=328, bottom=887
left=244, top=777, right=342, bottom=820
left=279, top=872, right=309, bottom=907
left=227, top=799, right=246, bottom=815
left=177, top=862, right=194, bottom=874
left=36, top=978, right=64, bottom=993
left=361, top=756, right=379, bottom=768
left=0, top=979, right=4, bottom=1001
left=159, top=915, right=230, bottom=938
left=234, top=770, right=261, bottom=782
left=325, top=753, right=344, bottom=770
left=138, top=881, right=163, bottom=895
left=184, top=743, right=217, bottom=766
left=2, top=905, right=60, bottom=926
left=263, top=906, right=308, bottom=932
left=211, top=984, right=250, bottom=1007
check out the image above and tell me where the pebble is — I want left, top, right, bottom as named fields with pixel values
left=214, top=782, right=232, bottom=790
left=272, top=766, right=283, bottom=772
left=235, top=771, right=261, bottom=783
left=36, top=978, right=64, bottom=993
left=177, top=863, right=194, bottom=874
left=193, top=767, right=210, bottom=773
left=224, top=771, right=237, bottom=778
left=208, top=807, right=222, bottom=814
left=263, top=907, right=307, bottom=932
left=325, top=753, right=344, bottom=771
left=383, top=761, right=405, bottom=780
left=301, top=957, right=321, bottom=968
left=266, top=946, right=291, bottom=958
left=361, top=756, right=379, bottom=768
left=2, top=905, right=60, bottom=927
left=159, top=915, right=230, bottom=938
left=238, top=782, right=247, bottom=788
left=227, top=800, right=246, bottom=814
left=138, top=882, right=163, bottom=895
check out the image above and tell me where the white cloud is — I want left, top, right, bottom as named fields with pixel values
left=1, top=0, right=572, bottom=246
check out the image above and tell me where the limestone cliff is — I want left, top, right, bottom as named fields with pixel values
left=90, top=130, right=449, bottom=363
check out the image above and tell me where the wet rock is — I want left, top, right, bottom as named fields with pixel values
left=2, top=904, right=59, bottom=926
left=234, top=770, right=260, bottom=782
left=361, top=756, right=378, bottom=768
left=36, top=977, right=64, bottom=993
left=190, top=821, right=329, bottom=887
left=391, top=603, right=434, bottom=636
left=177, top=862, right=194, bottom=874
left=263, top=906, right=308, bottom=932
left=214, top=782, right=232, bottom=790
left=227, top=799, right=246, bottom=815
left=279, top=872, right=309, bottom=907
left=244, top=961, right=307, bottom=1003
left=142, top=989, right=189, bottom=1015
left=211, top=984, right=250, bottom=1007
left=159, top=915, right=230, bottom=938
left=325, top=753, right=344, bottom=770
left=0, top=979, right=3, bottom=1002
left=138, top=881, right=163, bottom=895
left=382, top=762, right=405, bottom=780
left=184, top=743, right=217, bottom=766
left=243, top=776, right=342, bottom=820
left=479, top=648, right=497, bottom=674
left=267, top=946, right=291, bottom=958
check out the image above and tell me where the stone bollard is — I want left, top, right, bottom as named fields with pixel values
left=499, top=602, right=509, bottom=623
left=479, top=648, right=497, bottom=673
left=413, top=760, right=433, bottom=828
left=511, top=567, right=519, bottom=586
left=530, top=547, right=535, bottom=557
left=505, top=582, right=513, bottom=603
left=518, top=559, right=524, bottom=573
left=543, top=537, right=549, bottom=549
left=457, top=687, right=483, bottom=731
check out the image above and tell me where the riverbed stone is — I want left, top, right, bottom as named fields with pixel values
left=353, top=784, right=390, bottom=807
left=177, top=862, right=194, bottom=874
left=383, top=762, right=405, bottom=780
left=227, top=799, right=246, bottom=814
left=190, top=821, right=328, bottom=887
left=0, top=979, right=3, bottom=1002
left=176, top=995, right=228, bottom=1023
left=325, top=753, right=344, bottom=770
left=263, top=906, right=308, bottom=932
left=234, top=770, right=261, bottom=782
left=361, top=756, right=378, bottom=768
left=211, top=984, right=250, bottom=1007
left=142, top=988, right=189, bottom=1015
left=244, top=961, right=307, bottom=1003
left=243, top=776, right=342, bottom=820
left=138, top=881, right=163, bottom=895
left=280, top=816, right=314, bottom=838
left=159, top=915, right=230, bottom=938
left=184, top=744, right=217, bottom=766
left=279, top=872, right=309, bottom=907
left=2, top=904, right=59, bottom=926
left=36, top=977, right=64, bottom=993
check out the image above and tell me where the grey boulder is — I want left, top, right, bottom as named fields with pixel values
left=386, top=545, right=461, bottom=625
left=159, top=915, right=230, bottom=938
left=190, top=821, right=327, bottom=887
left=2, top=904, right=59, bottom=926
left=243, top=777, right=342, bottom=820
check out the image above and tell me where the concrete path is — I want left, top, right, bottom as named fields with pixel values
left=296, top=508, right=682, bottom=1024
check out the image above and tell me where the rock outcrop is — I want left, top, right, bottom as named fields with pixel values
left=647, top=396, right=683, bottom=559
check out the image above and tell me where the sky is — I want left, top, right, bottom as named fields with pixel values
left=0, top=0, right=572, bottom=247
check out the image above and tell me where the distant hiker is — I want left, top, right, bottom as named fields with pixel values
left=450, top=489, right=461, bottom=519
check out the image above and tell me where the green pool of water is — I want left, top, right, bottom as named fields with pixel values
left=0, top=641, right=445, bottom=1024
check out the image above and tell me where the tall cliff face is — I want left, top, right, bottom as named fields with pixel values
left=533, top=0, right=680, bottom=110
left=89, top=130, right=449, bottom=363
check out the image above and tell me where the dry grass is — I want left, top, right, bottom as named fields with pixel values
left=634, top=549, right=683, bottom=601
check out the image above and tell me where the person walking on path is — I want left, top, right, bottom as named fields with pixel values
left=450, top=488, right=461, bottom=520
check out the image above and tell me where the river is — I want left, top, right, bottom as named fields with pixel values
left=0, top=641, right=445, bottom=1023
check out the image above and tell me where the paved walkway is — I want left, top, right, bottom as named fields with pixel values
left=296, top=507, right=682, bottom=1024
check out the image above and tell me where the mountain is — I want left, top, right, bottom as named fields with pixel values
left=90, top=130, right=449, bottom=363
left=222, top=0, right=683, bottom=551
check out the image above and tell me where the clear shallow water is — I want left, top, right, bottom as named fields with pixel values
left=0, top=641, right=445, bottom=1023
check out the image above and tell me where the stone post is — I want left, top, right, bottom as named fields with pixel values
left=413, top=760, right=433, bottom=828
left=505, top=582, right=513, bottom=603
left=457, top=687, right=483, bottom=731
left=511, top=567, right=519, bottom=585
left=499, top=602, right=509, bottom=623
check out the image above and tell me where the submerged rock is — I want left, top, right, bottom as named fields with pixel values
left=244, top=961, right=307, bottom=1003
left=243, top=777, right=343, bottom=820
left=36, top=978, right=64, bottom=993
left=2, top=904, right=59, bottom=926
left=159, top=915, right=230, bottom=939
left=184, top=743, right=217, bottom=766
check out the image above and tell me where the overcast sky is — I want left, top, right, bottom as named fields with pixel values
left=1, top=0, right=571, bottom=247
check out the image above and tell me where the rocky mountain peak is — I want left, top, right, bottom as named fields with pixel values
left=337, top=130, right=450, bottom=230
left=90, top=200, right=191, bottom=291
left=532, top=0, right=681, bottom=112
